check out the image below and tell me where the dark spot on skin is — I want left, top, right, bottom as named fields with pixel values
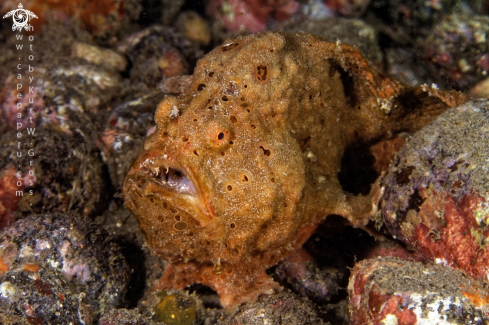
left=329, top=61, right=358, bottom=108
left=218, top=132, right=224, bottom=140
left=257, top=65, right=268, bottom=81
left=299, top=136, right=311, bottom=150
left=260, top=146, right=271, bottom=156
left=174, top=221, right=188, bottom=231
left=197, top=84, right=206, bottom=91
left=329, top=64, right=336, bottom=78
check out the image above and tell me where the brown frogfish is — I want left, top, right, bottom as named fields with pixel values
left=123, top=32, right=469, bottom=308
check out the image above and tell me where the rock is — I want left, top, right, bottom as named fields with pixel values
left=283, top=18, right=383, bottom=69
left=384, top=48, right=428, bottom=88
left=0, top=125, right=109, bottom=220
left=0, top=0, right=143, bottom=37
left=0, top=214, right=130, bottom=323
left=97, top=91, right=163, bottom=190
left=99, top=308, right=151, bottom=325
left=380, top=99, right=489, bottom=281
left=71, top=42, right=128, bottom=72
left=471, top=77, right=489, bottom=99
left=367, top=0, right=459, bottom=45
left=175, top=11, right=211, bottom=46
left=363, top=237, right=426, bottom=263
left=117, top=26, right=202, bottom=88
left=273, top=249, right=345, bottom=305
left=423, top=13, right=489, bottom=90
left=202, top=290, right=326, bottom=325
left=349, top=257, right=489, bottom=325
left=206, top=0, right=299, bottom=33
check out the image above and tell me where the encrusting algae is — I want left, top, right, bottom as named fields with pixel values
left=123, top=32, right=470, bottom=309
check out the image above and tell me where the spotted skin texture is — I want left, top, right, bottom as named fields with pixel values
left=123, top=32, right=470, bottom=308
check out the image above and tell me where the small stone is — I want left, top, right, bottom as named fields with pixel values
left=470, top=77, right=489, bottom=99
left=71, top=42, right=128, bottom=72
left=176, top=11, right=211, bottom=46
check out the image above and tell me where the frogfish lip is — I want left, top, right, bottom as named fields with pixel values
left=124, top=149, right=213, bottom=226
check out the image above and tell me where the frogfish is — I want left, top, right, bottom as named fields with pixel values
left=123, top=32, right=469, bottom=308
